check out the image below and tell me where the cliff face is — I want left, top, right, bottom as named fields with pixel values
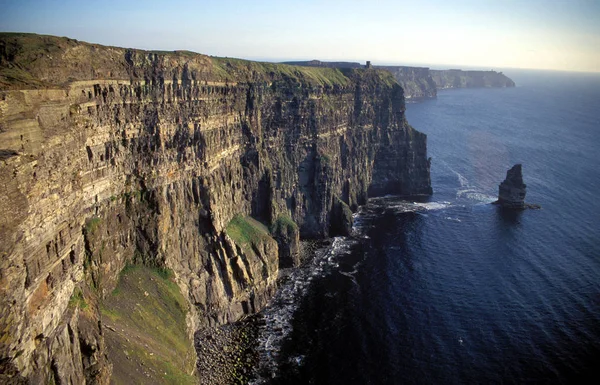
left=377, top=66, right=437, bottom=101
left=430, top=69, right=516, bottom=89
left=0, top=34, right=431, bottom=383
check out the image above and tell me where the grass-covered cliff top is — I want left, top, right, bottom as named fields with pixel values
left=0, top=33, right=397, bottom=90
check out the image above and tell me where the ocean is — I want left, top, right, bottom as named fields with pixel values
left=251, top=69, right=600, bottom=384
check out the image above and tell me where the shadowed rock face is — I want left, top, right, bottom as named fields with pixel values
left=497, top=164, right=527, bottom=209
left=0, top=33, right=431, bottom=383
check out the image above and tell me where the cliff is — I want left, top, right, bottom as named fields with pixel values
left=0, top=33, right=431, bottom=383
left=377, top=66, right=437, bottom=101
left=284, top=61, right=515, bottom=100
left=430, top=69, right=515, bottom=89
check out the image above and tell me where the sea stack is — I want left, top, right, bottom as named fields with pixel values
left=496, top=164, right=527, bottom=209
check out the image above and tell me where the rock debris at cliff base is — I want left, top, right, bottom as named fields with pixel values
left=195, top=319, right=260, bottom=385
left=194, top=239, right=324, bottom=384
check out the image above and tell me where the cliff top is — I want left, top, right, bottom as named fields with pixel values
left=0, top=33, right=397, bottom=90
left=282, top=60, right=363, bottom=69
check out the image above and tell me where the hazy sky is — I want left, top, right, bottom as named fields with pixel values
left=1, top=0, right=599, bottom=72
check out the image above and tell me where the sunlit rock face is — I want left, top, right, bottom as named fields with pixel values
left=0, top=33, right=431, bottom=383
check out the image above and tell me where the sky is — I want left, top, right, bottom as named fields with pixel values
left=1, top=0, right=599, bottom=72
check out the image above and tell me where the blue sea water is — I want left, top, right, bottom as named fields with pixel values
left=253, top=70, right=600, bottom=384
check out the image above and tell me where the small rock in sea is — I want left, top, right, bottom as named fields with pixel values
left=493, top=164, right=540, bottom=209
left=495, top=164, right=526, bottom=209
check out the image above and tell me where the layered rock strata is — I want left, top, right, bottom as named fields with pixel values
left=0, top=33, right=431, bottom=383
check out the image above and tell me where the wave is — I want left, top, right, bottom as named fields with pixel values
left=444, top=216, right=462, bottom=222
left=412, top=201, right=452, bottom=211
left=441, top=162, right=496, bottom=203
left=439, top=160, right=470, bottom=188
left=252, top=237, right=356, bottom=382
left=457, top=189, right=497, bottom=203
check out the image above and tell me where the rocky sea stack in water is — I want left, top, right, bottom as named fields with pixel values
left=494, top=164, right=540, bottom=209
left=497, top=164, right=526, bottom=209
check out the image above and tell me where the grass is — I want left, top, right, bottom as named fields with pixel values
left=270, top=214, right=299, bottom=235
left=68, top=288, right=88, bottom=311
left=210, top=56, right=352, bottom=87
left=101, top=265, right=197, bottom=385
left=226, top=214, right=272, bottom=247
left=84, top=217, right=102, bottom=235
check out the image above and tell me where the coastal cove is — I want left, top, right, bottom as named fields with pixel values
left=251, top=69, right=600, bottom=383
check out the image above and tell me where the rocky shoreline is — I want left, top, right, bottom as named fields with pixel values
left=195, top=318, right=260, bottom=385
left=194, top=240, right=325, bottom=384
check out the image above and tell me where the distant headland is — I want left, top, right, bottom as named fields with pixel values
left=282, top=60, right=516, bottom=101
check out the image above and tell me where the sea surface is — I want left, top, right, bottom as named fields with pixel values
left=252, top=69, right=600, bottom=384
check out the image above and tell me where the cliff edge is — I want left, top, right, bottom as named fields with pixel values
left=0, top=33, right=431, bottom=383
left=283, top=61, right=515, bottom=101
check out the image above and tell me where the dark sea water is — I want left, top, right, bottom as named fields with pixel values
left=253, top=70, right=600, bottom=384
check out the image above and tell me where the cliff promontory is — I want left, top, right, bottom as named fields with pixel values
left=284, top=61, right=515, bottom=101
left=430, top=69, right=515, bottom=89
left=377, top=66, right=438, bottom=101
left=385, top=67, right=515, bottom=100
left=0, top=33, right=431, bottom=383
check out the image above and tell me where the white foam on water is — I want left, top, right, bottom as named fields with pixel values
left=457, top=189, right=496, bottom=203
left=457, top=188, right=476, bottom=197
left=466, top=192, right=497, bottom=203
left=339, top=270, right=359, bottom=286
left=456, top=172, right=469, bottom=187
left=439, top=160, right=469, bottom=189
left=412, top=201, right=452, bottom=211
left=444, top=216, right=462, bottom=222
left=251, top=195, right=458, bottom=382
left=252, top=237, right=355, bottom=383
